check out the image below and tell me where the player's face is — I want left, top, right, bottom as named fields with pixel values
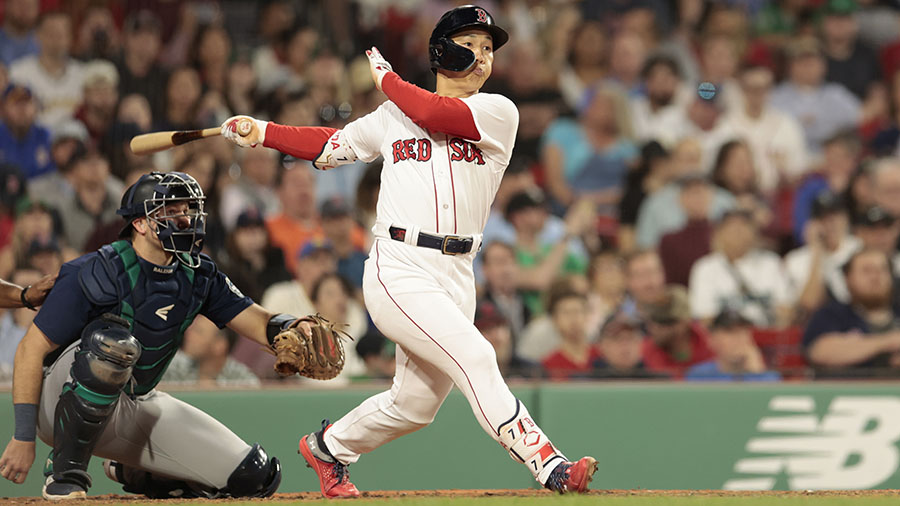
left=447, top=29, right=494, bottom=87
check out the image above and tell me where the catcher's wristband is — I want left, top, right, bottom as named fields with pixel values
left=266, top=313, right=300, bottom=346
left=20, top=285, right=36, bottom=311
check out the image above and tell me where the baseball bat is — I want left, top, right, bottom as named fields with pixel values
left=130, top=119, right=252, bottom=155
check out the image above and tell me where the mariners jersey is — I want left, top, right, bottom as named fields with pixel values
left=35, top=241, right=252, bottom=393
left=343, top=92, right=518, bottom=237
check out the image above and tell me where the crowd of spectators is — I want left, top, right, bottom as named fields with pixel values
left=5, top=0, right=900, bottom=385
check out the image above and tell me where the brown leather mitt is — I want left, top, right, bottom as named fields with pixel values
left=271, top=314, right=349, bottom=380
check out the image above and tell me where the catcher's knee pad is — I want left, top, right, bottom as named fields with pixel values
left=497, top=400, right=565, bottom=479
left=72, top=314, right=141, bottom=396
left=225, top=443, right=281, bottom=498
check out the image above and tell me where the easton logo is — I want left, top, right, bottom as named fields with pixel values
left=724, top=396, right=900, bottom=490
left=155, top=304, right=175, bottom=321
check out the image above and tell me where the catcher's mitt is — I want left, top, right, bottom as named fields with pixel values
left=271, top=314, right=350, bottom=380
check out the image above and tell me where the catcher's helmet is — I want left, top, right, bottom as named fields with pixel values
left=429, top=5, right=508, bottom=74
left=117, top=171, right=207, bottom=267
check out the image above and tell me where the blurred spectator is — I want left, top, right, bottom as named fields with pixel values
left=162, top=317, right=259, bottom=387
left=0, top=83, right=55, bottom=179
left=0, top=164, right=26, bottom=250
left=506, top=190, right=591, bottom=316
left=677, top=92, right=736, bottom=172
left=558, top=20, right=607, bottom=110
left=23, top=236, right=63, bottom=276
left=844, top=162, right=876, bottom=222
left=9, top=11, right=84, bottom=127
left=354, top=328, right=395, bottom=381
left=0, top=198, right=59, bottom=277
left=115, top=10, right=169, bottom=121
left=770, top=36, right=860, bottom=156
left=696, top=34, right=743, bottom=114
left=585, top=249, right=625, bottom=341
left=634, top=159, right=735, bottom=248
left=710, top=140, right=773, bottom=231
left=256, top=24, right=318, bottom=95
left=871, top=158, right=900, bottom=219
left=518, top=276, right=587, bottom=362
left=804, top=249, right=900, bottom=377
left=622, top=249, right=667, bottom=320
left=220, top=147, right=280, bottom=230
left=178, top=150, right=225, bottom=253
left=630, top=54, right=690, bottom=146
left=266, top=163, right=321, bottom=274
left=74, top=60, right=119, bottom=149
left=541, top=283, right=598, bottom=380
left=685, top=308, right=782, bottom=381
left=0, top=0, right=40, bottom=66
left=820, top=0, right=881, bottom=102
left=606, top=30, right=647, bottom=98
left=157, top=67, right=203, bottom=131
left=617, top=141, right=672, bottom=252
left=73, top=6, right=120, bottom=61
left=658, top=174, right=714, bottom=287
left=723, top=64, right=808, bottom=194
left=641, top=285, right=714, bottom=377
left=785, top=192, right=858, bottom=316
left=216, top=208, right=291, bottom=303
left=192, top=24, right=232, bottom=93
left=792, top=130, right=861, bottom=242
left=541, top=83, right=638, bottom=212
left=593, top=310, right=653, bottom=379
left=310, top=273, right=366, bottom=380
left=354, top=160, right=381, bottom=234
left=318, top=197, right=367, bottom=289
left=474, top=299, right=539, bottom=379
left=226, top=61, right=257, bottom=116
left=31, top=121, right=87, bottom=200
left=54, top=151, right=118, bottom=251
left=480, top=241, right=530, bottom=342
left=0, top=268, right=42, bottom=365
left=688, top=209, right=792, bottom=327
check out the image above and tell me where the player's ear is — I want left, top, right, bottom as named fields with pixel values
left=132, top=217, right=149, bottom=236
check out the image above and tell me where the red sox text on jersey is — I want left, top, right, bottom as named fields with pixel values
left=391, top=137, right=485, bottom=165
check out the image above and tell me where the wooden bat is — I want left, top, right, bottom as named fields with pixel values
left=130, top=119, right=253, bottom=155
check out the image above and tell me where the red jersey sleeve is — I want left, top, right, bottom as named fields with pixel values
left=262, top=124, right=337, bottom=161
left=380, top=72, right=480, bottom=141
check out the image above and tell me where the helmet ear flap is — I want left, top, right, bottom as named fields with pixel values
left=429, top=37, right=476, bottom=74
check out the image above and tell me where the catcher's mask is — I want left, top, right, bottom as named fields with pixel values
left=429, top=5, right=508, bottom=74
left=117, top=171, right=207, bottom=268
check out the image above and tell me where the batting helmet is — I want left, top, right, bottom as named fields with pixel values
left=429, top=5, right=509, bottom=74
left=117, top=171, right=207, bottom=267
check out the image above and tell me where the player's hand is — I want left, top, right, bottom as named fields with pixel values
left=25, top=273, right=57, bottom=308
left=0, top=438, right=35, bottom=484
left=220, top=115, right=268, bottom=148
left=366, top=46, right=393, bottom=91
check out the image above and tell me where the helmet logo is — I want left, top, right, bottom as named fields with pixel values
left=476, top=8, right=488, bottom=23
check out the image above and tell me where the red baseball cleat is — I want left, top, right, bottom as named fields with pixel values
left=544, top=456, right=598, bottom=494
left=298, top=420, right=360, bottom=498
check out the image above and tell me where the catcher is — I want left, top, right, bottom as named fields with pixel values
left=0, top=171, right=347, bottom=500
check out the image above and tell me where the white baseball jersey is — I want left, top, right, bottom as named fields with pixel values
left=343, top=93, right=519, bottom=236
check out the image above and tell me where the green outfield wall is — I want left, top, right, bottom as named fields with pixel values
left=1, top=382, right=900, bottom=498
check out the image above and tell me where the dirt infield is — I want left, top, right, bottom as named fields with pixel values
left=4, top=489, right=900, bottom=504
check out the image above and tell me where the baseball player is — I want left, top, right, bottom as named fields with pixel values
left=0, top=171, right=327, bottom=500
left=220, top=5, right=597, bottom=496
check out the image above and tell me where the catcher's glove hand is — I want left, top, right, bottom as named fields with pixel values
left=271, top=314, right=350, bottom=380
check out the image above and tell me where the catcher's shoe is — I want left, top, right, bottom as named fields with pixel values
left=544, top=456, right=598, bottom=494
left=42, top=470, right=91, bottom=501
left=299, top=420, right=360, bottom=498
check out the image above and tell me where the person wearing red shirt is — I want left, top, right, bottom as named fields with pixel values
left=541, top=284, right=600, bottom=379
left=641, top=284, right=715, bottom=377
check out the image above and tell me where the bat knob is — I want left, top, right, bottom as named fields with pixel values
left=237, top=119, right=253, bottom=137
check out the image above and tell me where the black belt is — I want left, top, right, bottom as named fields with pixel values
left=389, top=226, right=474, bottom=255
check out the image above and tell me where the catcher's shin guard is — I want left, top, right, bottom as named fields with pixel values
left=225, top=443, right=282, bottom=498
left=497, top=399, right=567, bottom=485
left=51, top=315, right=140, bottom=489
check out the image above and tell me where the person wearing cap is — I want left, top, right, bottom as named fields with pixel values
left=216, top=208, right=291, bottom=303
left=804, top=249, right=900, bottom=378
left=688, top=208, right=793, bottom=327
left=74, top=60, right=119, bottom=148
left=0, top=83, right=55, bottom=179
left=474, top=299, right=538, bottom=378
left=506, top=189, right=592, bottom=316
left=540, top=283, right=599, bottom=380
left=594, top=311, right=653, bottom=379
left=770, top=36, right=861, bottom=155
left=319, top=196, right=368, bottom=289
left=9, top=11, right=85, bottom=127
left=785, top=191, right=859, bottom=314
left=684, top=309, right=781, bottom=381
left=641, top=285, right=714, bottom=377
left=820, top=0, right=881, bottom=101
left=0, top=0, right=40, bottom=67
left=721, top=64, right=808, bottom=195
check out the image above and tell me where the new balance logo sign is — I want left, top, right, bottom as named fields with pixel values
left=724, top=396, right=900, bottom=490
left=155, top=304, right=175, bottom=321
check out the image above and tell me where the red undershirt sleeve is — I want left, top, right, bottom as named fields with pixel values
left=262, top=124, right=338, bottom=161
left=380, top=72, right=481, bottom=141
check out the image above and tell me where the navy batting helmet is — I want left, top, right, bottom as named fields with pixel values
left=429, top=5, right=509, bottom=74
left=117, top=171, right=207, bottom=267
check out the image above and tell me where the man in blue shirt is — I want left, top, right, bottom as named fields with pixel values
left=0, top=84, right=54, bottom=179
left=0, top=0, right=40, bottom=67
left=685, top=308, right=781, bottom=382
left=0, top=172, right=319, bottom=500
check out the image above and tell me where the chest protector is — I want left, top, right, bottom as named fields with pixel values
left=78, top=240, right=213, bottom=394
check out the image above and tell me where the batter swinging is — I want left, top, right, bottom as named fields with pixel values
left=221, top=5, right=597, bottom=497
